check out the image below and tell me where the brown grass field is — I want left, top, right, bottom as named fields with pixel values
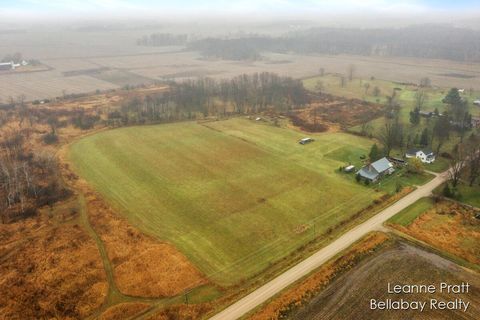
left=389, top=199, right=480, bottom=266
left=99, top=302, right=150, bottom=320
left=289, top=94, right=384, bottom=132
left=0, top=210, right=108, bottom=319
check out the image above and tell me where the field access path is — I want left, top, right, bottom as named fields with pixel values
left=210, top=170, right=449, bottom=320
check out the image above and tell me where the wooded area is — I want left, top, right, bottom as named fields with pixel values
left=189, top=25, right=480, bottom=62
left=107, top=73, right=309, bottom=125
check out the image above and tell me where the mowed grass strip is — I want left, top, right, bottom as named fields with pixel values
left=69, top=118, right=379, bottom=285
left=388, top=197, right=434, bottom=226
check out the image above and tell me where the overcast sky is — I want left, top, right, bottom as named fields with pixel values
left=2, top=0, right=479, bottom=22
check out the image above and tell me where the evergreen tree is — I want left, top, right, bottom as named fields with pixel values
left=414, top=133, right=420, bottom=146
left=369, top=143, right=381, bottom=162
left=443, top=88, right=468, bottom=124
left=420, top=128, right=429, bottom=146
left=443, top=183, right=452, bottom=198
left=409, top=107, right=420, bottom=125
left=443, top=88, right=462, bottom=106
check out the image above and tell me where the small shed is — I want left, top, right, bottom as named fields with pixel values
left=0, top=62, right=13, bottom=71
left=299, top=137, right=314, bottom=145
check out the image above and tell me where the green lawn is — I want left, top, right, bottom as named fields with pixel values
left=388, top=197, right=434, bottom=226
left=426, top=157, right=450, bottom=173
left=375, top=170, right=434, bottom=194
left=69, top=118, right=383, bottom=286
left=456, top=184, right=480, bottom=208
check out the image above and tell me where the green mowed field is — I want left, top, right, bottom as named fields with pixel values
left=69, top=118, right=381, bottom=285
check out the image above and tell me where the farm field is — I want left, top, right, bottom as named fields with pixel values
left=288, top=241, right=480, bottom=320
left=68, top=118, right=383, bottom=286
left=0, top=70, right=118, bottom=101
left=2, top=26, right=480, bottom=101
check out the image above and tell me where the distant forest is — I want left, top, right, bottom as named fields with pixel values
left=187, top=25, right=480, bottom=62
left=136, top=33, right=188, bottom=46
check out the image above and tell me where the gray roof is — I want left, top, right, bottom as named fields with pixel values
left=358, top=157, right=393, bottom=181
left=406, top=148, right=419, bottom=155
left=371, top=157, right=393, bottom=173
left=358, top=166, right=379, bottom=181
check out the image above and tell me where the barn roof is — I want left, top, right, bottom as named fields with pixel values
left=357, top=166, right=379, bottom=181
left=371, top=157, right=393, bottom=173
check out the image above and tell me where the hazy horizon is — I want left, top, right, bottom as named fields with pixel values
left=1, top=0, right=479, bottom=28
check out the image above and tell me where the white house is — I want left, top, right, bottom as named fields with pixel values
left=406, top=148, right=436, bottom=164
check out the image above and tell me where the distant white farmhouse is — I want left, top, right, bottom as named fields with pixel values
left=357, top=157, right=394, bottom=182
left=406, top=148, right=436, bottom=164
left=0, top=60, right=28, bottom=71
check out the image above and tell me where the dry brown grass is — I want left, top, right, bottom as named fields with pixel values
left=81, top=188, right=208, bottom=298
left=393, top=200, right=480, bottom=264
left=0, top=214, right=108, bottom=319
left=99, top=302, right=150, bottom=320
left=289, top=94, right=384, bottom=133
left=248, top=232, right=389, bottom=320
left=146, top=304, right=214, bottom=320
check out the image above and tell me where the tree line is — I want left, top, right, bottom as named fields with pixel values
left=366, top=87, right=479, bottom=197
left=106, top=73, right=309, bottom=126
left=136, top=33, right=189, bottom=46
left=370, top=88, right=476, bottom=161
left=190, top=25, right=480, bottom=62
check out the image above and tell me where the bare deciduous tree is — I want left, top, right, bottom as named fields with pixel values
left=347, top=64, right=356, bottom=81
left=449, top=143, right=466, bottom=188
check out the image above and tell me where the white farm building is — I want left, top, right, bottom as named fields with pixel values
left=406, top=148, right=436, bottom=164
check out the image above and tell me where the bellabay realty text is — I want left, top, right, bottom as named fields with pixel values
left=370, top=282, right=472, bottom=312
